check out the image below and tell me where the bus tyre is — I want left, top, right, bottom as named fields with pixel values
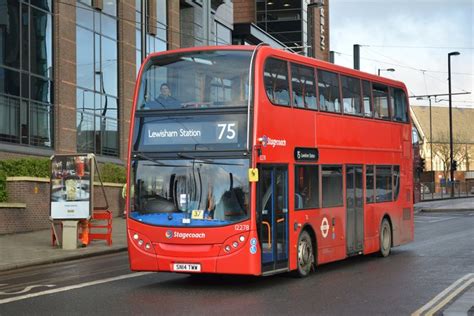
left=295, top=230, right=314, bottom=278
left=379, top=218, right=392, bottom=257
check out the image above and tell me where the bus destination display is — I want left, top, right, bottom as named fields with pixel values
left=143, top=121, right=239, bottom=145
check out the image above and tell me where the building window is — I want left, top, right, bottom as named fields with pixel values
left=76, top=1, right=118, bottom=156
left=256, top=1, right=306, bottom=52
left=136, top=0, right=167, bottom=75
left=0, top=1, right=53, bottom=148
left=322, top=165, right=343, bottom=208
left=295, top=165, right=319, bottom=209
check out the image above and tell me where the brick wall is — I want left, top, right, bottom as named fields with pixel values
left=0, top=179, right=124, bottom=235
left=118, top=0, right=136, bottom=163
left=233, top=0, right=254, bottom=23
left=54, top=0, right=77, bottom=154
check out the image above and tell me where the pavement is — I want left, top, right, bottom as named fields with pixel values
left=0, top=197, right=472, bottom=273
left=0, top=217, right=127, bottom=272
left=415, top=197, right=474, bottom=213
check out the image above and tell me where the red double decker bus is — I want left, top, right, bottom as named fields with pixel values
left=126, top=45, right=413, bottom=277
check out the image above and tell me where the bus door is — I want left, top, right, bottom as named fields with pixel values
left=346, top=165, right=364, bottom=255
left=257, top=165, right=289, bottom=273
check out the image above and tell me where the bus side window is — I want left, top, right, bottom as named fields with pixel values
left=341, top=75, right=362, bottom=116
left=372, top=84, right=390, bottom=120
left=317, top=70, right=341, bottom=113
left=393, top=88, right=408, bottom=122
left=362, top=80, right=373, bottom=117
left=291, top=63, right=317, bottom=110
left=264, top=58, right=290, bottom=106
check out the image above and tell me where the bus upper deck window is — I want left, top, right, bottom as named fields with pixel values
left=372, top=84, right=389, bottom=120
left=264, top=58, right=290, bottom=106
left=393, top=88, right=408, bottom=122
left=291, top=63, right=317, bottom=110
left=341, top=75, right=362, bottom=116
left=317, top=70, right=341, bottom=113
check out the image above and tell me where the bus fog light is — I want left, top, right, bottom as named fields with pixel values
left=145, top=243, right=151, bottom=250
left=133, top=233, right=139, bottom=240
left=239, top=236, right=245, bottom=242
left=138, top=239, right=144, bottom=246
left=225, top=245, right=231, bottom=252
left=232, top=242, right=238, bottom=248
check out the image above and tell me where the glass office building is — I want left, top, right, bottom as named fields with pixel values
left=0, top=0, right=233, bottom=162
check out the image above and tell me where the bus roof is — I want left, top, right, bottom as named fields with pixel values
left=144, top=45, right=407, bottom=90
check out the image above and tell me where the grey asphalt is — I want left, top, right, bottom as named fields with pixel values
left=1, top=211, right=473, bottom=315
left=0, top=196, right=472, bottom=273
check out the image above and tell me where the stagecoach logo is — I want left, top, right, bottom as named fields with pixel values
left=165, top=230, right=206, bottom=240
left=260, top=135, right=287, bottom=148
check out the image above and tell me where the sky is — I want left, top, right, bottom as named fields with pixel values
left=329, top=0, right=473, bottom=108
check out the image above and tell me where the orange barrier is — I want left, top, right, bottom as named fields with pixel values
left=87, top=210, right=113, bottom=246
left=51, top=210, right=113, bottom=247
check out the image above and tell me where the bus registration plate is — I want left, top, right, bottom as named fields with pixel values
left=173, top=263, right=201, bottom=272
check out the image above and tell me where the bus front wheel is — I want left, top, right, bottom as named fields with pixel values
left=295, top=230, right=314, bottom=277
left=379, top=218, right=392, bottom=257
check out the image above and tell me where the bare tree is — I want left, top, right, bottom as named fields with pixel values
left=432, top=132, right=468, bottom=180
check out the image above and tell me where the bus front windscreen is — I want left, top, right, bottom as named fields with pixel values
left=137, top=50, right=252, bottom=110
left=130, top=158, right=249, bottom=227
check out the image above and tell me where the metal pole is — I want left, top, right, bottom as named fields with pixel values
left=329, top=51, right=335, bottom=63
left=429, top=96, right=433, bottom=172
left=141, top=0, right=147, bottom=62
left=377, top=69, right=380, bottom=76
left=202, top=0, right=210, bottom=45
left=354, top=44, right=360, bottom=70
left=447, top=52, right=460, bottom=197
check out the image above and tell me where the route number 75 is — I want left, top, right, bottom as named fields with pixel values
left=217, top=123, right=237, bottom=140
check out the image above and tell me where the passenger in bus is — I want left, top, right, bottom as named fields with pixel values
left=152, top=83, right=181, bottom=109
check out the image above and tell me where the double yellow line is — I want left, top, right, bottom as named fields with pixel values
left=412, top=273, right=474, bottom=316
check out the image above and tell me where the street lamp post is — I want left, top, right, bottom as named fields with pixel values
left=448, top=51, right=460, bottom=197
left=378, top=68, right=395, bottom=76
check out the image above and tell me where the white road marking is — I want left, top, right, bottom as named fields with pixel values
left=0, top=285, right=55, bottom=295
left=414, top=216, right=457, bottom=223
left=412, top=273, right=474, bottom=316
left=0, top=272, right=151, bottom=305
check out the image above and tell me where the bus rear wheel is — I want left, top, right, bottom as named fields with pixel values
left=295, top=230, right=314, bottom=277
left=379, top=218, right=392, bottom=257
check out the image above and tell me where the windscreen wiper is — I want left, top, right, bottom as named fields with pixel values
left=133, top=153, right=188, bottom=167
left=176, top=153, right=243, bottom=166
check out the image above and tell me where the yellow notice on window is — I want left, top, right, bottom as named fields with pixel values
left=248, top=168, right=259, bottom=182
left=191, top=210, right=204, bottom=219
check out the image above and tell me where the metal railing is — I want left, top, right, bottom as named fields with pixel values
left=420, top=181, right=474, bottom=201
